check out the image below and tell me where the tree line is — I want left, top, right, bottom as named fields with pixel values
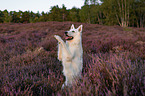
left=0, top=0, right=145, bottom=27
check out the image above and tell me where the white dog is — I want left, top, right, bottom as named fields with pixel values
left=54, top=24, right=83, bottom=88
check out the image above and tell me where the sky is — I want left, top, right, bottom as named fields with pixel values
left=0, top=0, right=84, bottom=13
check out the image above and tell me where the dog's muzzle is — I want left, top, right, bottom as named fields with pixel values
left=65, top=31, right=73, bottom=40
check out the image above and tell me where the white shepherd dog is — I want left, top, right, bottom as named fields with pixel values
left=54, top=24, right=83, bottom=88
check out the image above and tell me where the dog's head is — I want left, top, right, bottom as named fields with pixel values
left=65, top=24, right=83, bottom=41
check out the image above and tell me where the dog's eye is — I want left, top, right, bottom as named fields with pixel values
left=72, top=31, right=75, bottom=32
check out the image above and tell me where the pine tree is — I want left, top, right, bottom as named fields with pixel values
left=49, top=5, right=62, bottom=21
left=21, top=11, right=30, bottom=23
left=61, top=4, right=68, bottom=21
left=0, top=10, right=4, bottom=23
left=3, top=10, right=12, bottom=23
left=10, top=11, right=21, bottom=23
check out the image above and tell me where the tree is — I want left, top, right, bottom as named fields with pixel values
left=100, top=0, right=118, bottom=25
left=115, top=0, right=130, bottom=27
left=49, top=5, right=62, bottom=21
left=80, top=1, right=103, bottom=24
left=61, top=4, right=69, bottom=21
left=21, top=11, right=30, bottom=23
left=101, top=0, right=145, bottom=27
left=79, top=5, right=91, bottom=23
left=89, top=4, right=103, bottom=24
left=49, top=5, right=69, bottom=22
left=10, top=11, right=21, bottom=23
left=18, top=10, right=23, bottom=23
left=134, top=0, right=145, bottom=27
left=0, top=11, right=4, bottom=23
left=85, top=0, right=100, bottom=5
left=0, top=1, right=144, bottom=27
left=69, top=7, right=80, bottom=22
left=3, top=10, right=12, bottom=23
left=29, top=11, right=35, bottom=23
left=101, top=0, right=131, bottom=27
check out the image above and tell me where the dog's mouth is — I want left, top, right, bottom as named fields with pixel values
left=65, top=35, right=74, bottom=40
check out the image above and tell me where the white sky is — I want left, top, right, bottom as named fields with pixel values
left=0, top=0, right=84, bottom=13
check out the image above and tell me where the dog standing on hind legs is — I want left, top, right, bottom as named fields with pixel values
left=54, top=24, right=83, bottom=88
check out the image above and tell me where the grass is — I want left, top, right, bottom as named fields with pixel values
left=0, top=21, right=144, bottom=95
left=123, top=27, right=133, bottom=32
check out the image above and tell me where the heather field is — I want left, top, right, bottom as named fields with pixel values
left=0, top=22, right=144, bottom=95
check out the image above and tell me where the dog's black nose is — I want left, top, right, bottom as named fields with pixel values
left=65, top=31, right=68, bottom=35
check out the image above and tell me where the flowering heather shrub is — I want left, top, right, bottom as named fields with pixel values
left=0, top=22, right=144, bottom=95
left=57, top=52, right=144, bottom=96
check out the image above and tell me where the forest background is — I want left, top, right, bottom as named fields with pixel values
left=0, top=0, right=145, bottom=27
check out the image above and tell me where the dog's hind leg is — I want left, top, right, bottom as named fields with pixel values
left=61, top=76, right=73, bottom=89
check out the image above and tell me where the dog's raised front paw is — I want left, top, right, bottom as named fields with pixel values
left=54, top=35, right=61, bottom=40
left=54, top=35, right=63, bottom=42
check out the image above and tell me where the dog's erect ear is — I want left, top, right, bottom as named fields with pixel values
left=71, top=24, right=75, bottom=29
left=77, top=25, right=83, bottom=32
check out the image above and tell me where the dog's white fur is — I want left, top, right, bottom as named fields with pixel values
left=54, top=24, right=83, bottom=88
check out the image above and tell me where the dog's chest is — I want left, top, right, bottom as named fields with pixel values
left=67, top=43, right=82, bottom=57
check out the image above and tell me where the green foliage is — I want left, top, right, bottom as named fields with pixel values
left=49, top=5, right=69, bottom=22
left=123, top=27, right=133, bottom=32
left=3, top=10, right=12, bottom=23
left=101, top=0, right=118, bottom=25
left=21, top=11, right=30, bottom=23
left=89, top=4, right=102, bottom=24
left=0, top=0, right=145, bottom=27
left=101, top=0, right=145, bottom=27
left=69, top=7, right=80, bottom=22
left=85, top=0, right=99, bottom=5
left=79, top=5, right=91, bottom=23
left=0, top=10, right=4, bottom=23
left=10, top=11, right=21, bottom=23
left=49, top=5, right=61, bottom=21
